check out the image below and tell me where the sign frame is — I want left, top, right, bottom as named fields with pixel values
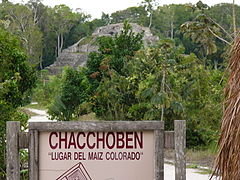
left=28, top=121, right=164, bottom=180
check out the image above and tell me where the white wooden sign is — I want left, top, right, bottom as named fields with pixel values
left=39, top=131, right=154, bottom=179
left=29, top=121, right=164, bottom=180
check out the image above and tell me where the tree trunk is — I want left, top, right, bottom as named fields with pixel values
left=33, top=4, right=38, bottom=25
left=170, top=11, right=174, bottom=39
left=170, top=20, right=174, bottom=39
left=39, top=54, right=43, bottom=70
left=160, top=69, right=166, bottom=121
left=60, top=33, right=64, bottom=53
left=57, top=34, right=64, bottom=57
left=57, top=34, right=60, bottom=57
left=149, top=12, right=152, bottom=28
left=232, top=0, right=237, bottom=40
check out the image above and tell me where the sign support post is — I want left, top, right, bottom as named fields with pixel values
left=6, top=121, right=20, bottom=180
left=155, top=129, right=164, bottom=179
left=175, top=120, right=186, bottom=180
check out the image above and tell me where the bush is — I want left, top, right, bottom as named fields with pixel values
left=32, top=70, right=62, bottom=106
left=0, top=28, right=36, bottom=178
left=48, top=67, right=90, bottom=121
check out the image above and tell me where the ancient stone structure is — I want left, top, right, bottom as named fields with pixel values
left=46, top=23, right=159, bottom=74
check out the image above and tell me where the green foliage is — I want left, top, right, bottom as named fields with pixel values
left=48, top=67, right=90, bottom=121
left=0, top=2, right=43, bottom=65
left=32, top=70, right=62, bottom=106
left=85, top=22, right=144, bottom=118
left=0, top=1, right=233, bottom=151
left=87, top=21, right=144, bottom=76
left=183, top=68, right=224, bottom=147
left=128, top=40, right=224, bottom=146
left=129, top=41, right=185, bottom=123
left=48, top=20, right=225, bottom=147
left=0, top=28, right=37, bottom=107
left=20, top=149, right=28, bottom=180
left=93, top=72, right=137, bottom=120
left=0, top=28, right=36, bottom=178
left=110, top=6, right=148, bottom=26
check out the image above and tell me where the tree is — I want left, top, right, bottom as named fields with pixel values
left=48, top=67, right=90, bottom=121
left=141, top=0, right=159, bottom=28
left=126, top=40, right=186, bottom=124
left=0, top=2, right=43, bottom=65
left=48, top=5, right=83, bottom=57
left=87, top=23, right=144, bottom=120
left=180, top=1, right=234, bottom=68
left=110, top=6, right=148, bottom=26
left=0, top=28, right=36, bottom=178
left=232, top=0, right=237, bottom=39
left=153, top=4, right=194, bottom=39
left=101, top=12, right=111, bottom=25
left=26, top=0, right=44, bottom=25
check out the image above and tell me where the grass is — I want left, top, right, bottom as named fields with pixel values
left=187, top=164, right=199, bottom=169
left=165, top=147, right=216, bottom=176
left=165, top=143, right=217, bottom=174
left=186, top=148, right=216, bottom=167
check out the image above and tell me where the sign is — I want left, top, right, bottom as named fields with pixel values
left=27, top=121, right=164, bottom=180
left=7, top=120, right=187, bottom=180
left=39, top=131, right=154, bottom=179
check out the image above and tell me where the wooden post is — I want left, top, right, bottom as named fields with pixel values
left=6, top=121, right=20, bottom=180
left=155, top=129, right=164, bottom=180
left=164, top=131, right=175, bottom=149
left=29, top=130, right=39, bottom=180
left=174, top=120, right=186, bottom=180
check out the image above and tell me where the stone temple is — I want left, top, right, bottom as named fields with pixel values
left=46, top=23, right=159, bottom=74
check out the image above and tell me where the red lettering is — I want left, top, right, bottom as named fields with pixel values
left=126, top=132, right=133, bottom=149
left=134, top=132, right=143, bottom=149
left=96, top=132, right=105, bottom=149
left=68, top=132, right=76, bottom=149
left=87, top=132, right=96, bottom=149
left=116, top=132, right=124, bottom=148
left=77, top=132, right=86, bottom=149
left=49, top=132, right=58, bottom=149
left=49, top=131, right=144, bottom=150
left=59, top=132, right=68, bottom=149
left=106, top=132, right=115, bottom=149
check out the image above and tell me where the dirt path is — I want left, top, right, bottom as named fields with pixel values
left=28, top=108, right=55, bottom=122
left=164, top=163, right=212, bottom=179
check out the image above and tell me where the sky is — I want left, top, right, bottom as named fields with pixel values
left=9, top=0, right=236, bottom=19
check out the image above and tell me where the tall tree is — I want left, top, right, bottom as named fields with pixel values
left=180, top=1, right=236, bottom=68
left=181, top=1, right=234, bottom=46
left=27, top=0, right=46, bottom=26
left=110, top=6, right=148, bottom=26
left=141, top=0, right=159, bottom=28
left=0, top=2, right=43, bottom=65
left=48, top=5, right=83, bottom=57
